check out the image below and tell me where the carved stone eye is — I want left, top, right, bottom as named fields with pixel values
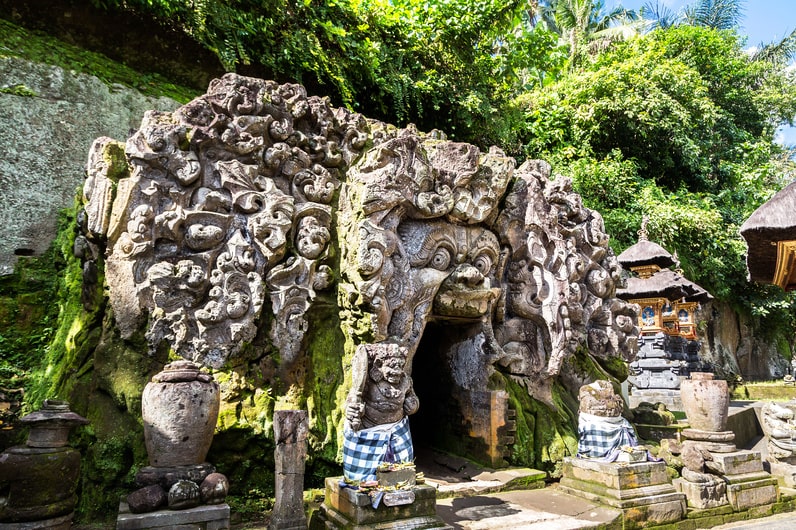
left=473, top=253, right=493, bottom=275
left=430, top=247, right=451, bottom=270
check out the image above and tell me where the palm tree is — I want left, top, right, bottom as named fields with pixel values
left=640, top=0, right=745, bottom=32
left=639, top=1, right=679, bottom=31
left=536, top=0, right=639, bottom=66
left=683, top=0, right=745, bottom=30
left=750, top=27, right=796, bottom=67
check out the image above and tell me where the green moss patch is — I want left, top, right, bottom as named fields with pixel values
left=0, top=17, right=198, bottom=102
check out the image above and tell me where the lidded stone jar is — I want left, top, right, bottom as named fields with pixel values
left=142, top=360, right=220, bottom=467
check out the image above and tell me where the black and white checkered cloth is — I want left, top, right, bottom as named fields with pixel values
left=577, top=412, right=638, bottom=460
left=342, top=416, right=414, bottom=481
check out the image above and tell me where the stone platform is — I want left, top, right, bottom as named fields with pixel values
left=559, top=457, right=686, bottom=525
left=628, top=389, right=683, bottom=411
left=311, top=477, right=451, bottom=530
left=674, top=449, right=778, bottom=511
left=0, top=512, right=73, bottom=530
left=116, top=501, right=230, bottom=530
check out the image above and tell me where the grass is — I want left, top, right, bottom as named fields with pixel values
left=730, top=380, right=796, bottom=401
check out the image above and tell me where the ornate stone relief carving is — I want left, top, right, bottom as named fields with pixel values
left=84, top=74, right=638, bottom=389
left=85, top=74, right=366, bottom=367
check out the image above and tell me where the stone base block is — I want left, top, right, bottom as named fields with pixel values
left=136, top=463, right=216, bottom=489
left=673, top=477, right=728, bottom=509
left=712, top=451, right=765, bottom=476
left=116, top=501, right=230, bottom=530
left=559, top=458, right=685, bottom=525
left=770, top=461, right=796, bottom=488
left=0, top=512, right=73, bottom=530
left=311, top=477, right=450, bottom=530
left=725, top=474, right=778, bottom=511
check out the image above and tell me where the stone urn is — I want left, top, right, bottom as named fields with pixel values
left=142, top=360, right=220, bottom=467
left=680, top=372, right=728, bottom=432
left=0, top=400, right=89, bottom=527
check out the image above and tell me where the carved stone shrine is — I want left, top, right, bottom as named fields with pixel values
left=81, top=73, right=640, bottom=487
left=617, top=217, right=712, bottom=410
left=0, top=400, right=89, bottom=530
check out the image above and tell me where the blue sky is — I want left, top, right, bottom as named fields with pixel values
left=610, top=0, right=796, bottom=145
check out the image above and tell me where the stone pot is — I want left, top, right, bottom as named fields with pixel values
left=680, top=372, right=729, bottom=432
left=21, top=399, right=89, bottom=448
left=142, top=360, right=220, bottom=467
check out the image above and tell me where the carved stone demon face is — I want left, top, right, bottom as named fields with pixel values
left=398, top=221, right=501, bottom=321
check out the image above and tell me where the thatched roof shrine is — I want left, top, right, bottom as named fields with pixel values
left=740, top=179, right=796, bottom=289
left=617, top=239, right=677, bottom=269
left=618, top=269, right=712, bottom=303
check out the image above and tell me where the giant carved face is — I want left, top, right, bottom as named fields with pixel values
left=399, top=221, right=501, bottom=320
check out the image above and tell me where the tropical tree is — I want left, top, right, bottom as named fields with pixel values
left=640, top=0, right=745, bottom=31
left=514, top=25, right=796, bottom=315
left=534, top=0, right=639, bottom=66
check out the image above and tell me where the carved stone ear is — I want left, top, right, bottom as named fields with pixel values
left=369, top=364, right=384, bottom=383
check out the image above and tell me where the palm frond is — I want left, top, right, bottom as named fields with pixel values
left=751, top=27, right=796, bottom=66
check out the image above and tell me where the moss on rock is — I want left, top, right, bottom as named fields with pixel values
left=502, top=374, right=578, bottom=476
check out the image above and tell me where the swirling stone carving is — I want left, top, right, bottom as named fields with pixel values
left=84, top=73, right=637, bottom=389
left=85, top=74, right=364, bottom=367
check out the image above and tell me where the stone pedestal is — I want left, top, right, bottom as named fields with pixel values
left=311, top=477, right=451, bottom=530
left=116, top=501, right=230, bottom=530
left=271, top=410, right=309, bottom=530
left=673, top=476, right=727, bottom=509
left=714, top=451, right=778, bottom=510
left=559, top=458, right=686, bottom=525
left=675, top=448, right=778, bottom=510
left=560, top=458, right=685, bottom=524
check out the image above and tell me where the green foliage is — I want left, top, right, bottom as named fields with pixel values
left=85, top=0, right=565, bottom=146
left=0, top=215, right=68, bottom=390
left=0, top=83, right=36, bottom=97
left=516, top=24, right=796, bottom=339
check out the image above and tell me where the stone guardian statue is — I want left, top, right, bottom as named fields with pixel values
left=343, top=343, right=419, bottom=481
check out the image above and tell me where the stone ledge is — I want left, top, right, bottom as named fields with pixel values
left=116, top=501, right=230, bottom=530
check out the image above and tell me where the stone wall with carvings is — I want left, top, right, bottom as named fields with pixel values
left=78, top=73, right=639, bottom=476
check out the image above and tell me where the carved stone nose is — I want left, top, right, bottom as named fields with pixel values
left=452, top=264, right=484, bottom=287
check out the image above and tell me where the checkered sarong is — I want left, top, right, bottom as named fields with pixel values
left=342, top=417, right=414, bottom=481
left=577, top=412, right=638, bottom=460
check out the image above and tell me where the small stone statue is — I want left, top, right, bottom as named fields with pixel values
left=761, top=401, right=796, bottom=462
left=343, top=343, right=419, bottom=481
left=576, top=380, right=640, bottom=460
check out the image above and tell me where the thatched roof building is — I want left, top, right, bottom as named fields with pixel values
left=740, top=180, right=796, bottom=290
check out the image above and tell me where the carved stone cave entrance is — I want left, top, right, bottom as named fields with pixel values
left=410, top=320, right=514, bottom=469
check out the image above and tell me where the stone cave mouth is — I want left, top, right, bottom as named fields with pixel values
left=409, top=319, right=498, bottom=469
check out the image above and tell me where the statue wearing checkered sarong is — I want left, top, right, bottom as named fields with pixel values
left=343, top=344, right=419, bottom=481
left=576, top=380, right=639, bottom=461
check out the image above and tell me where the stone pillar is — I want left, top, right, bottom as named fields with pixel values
left=271, top=410, right=308, bottom=530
